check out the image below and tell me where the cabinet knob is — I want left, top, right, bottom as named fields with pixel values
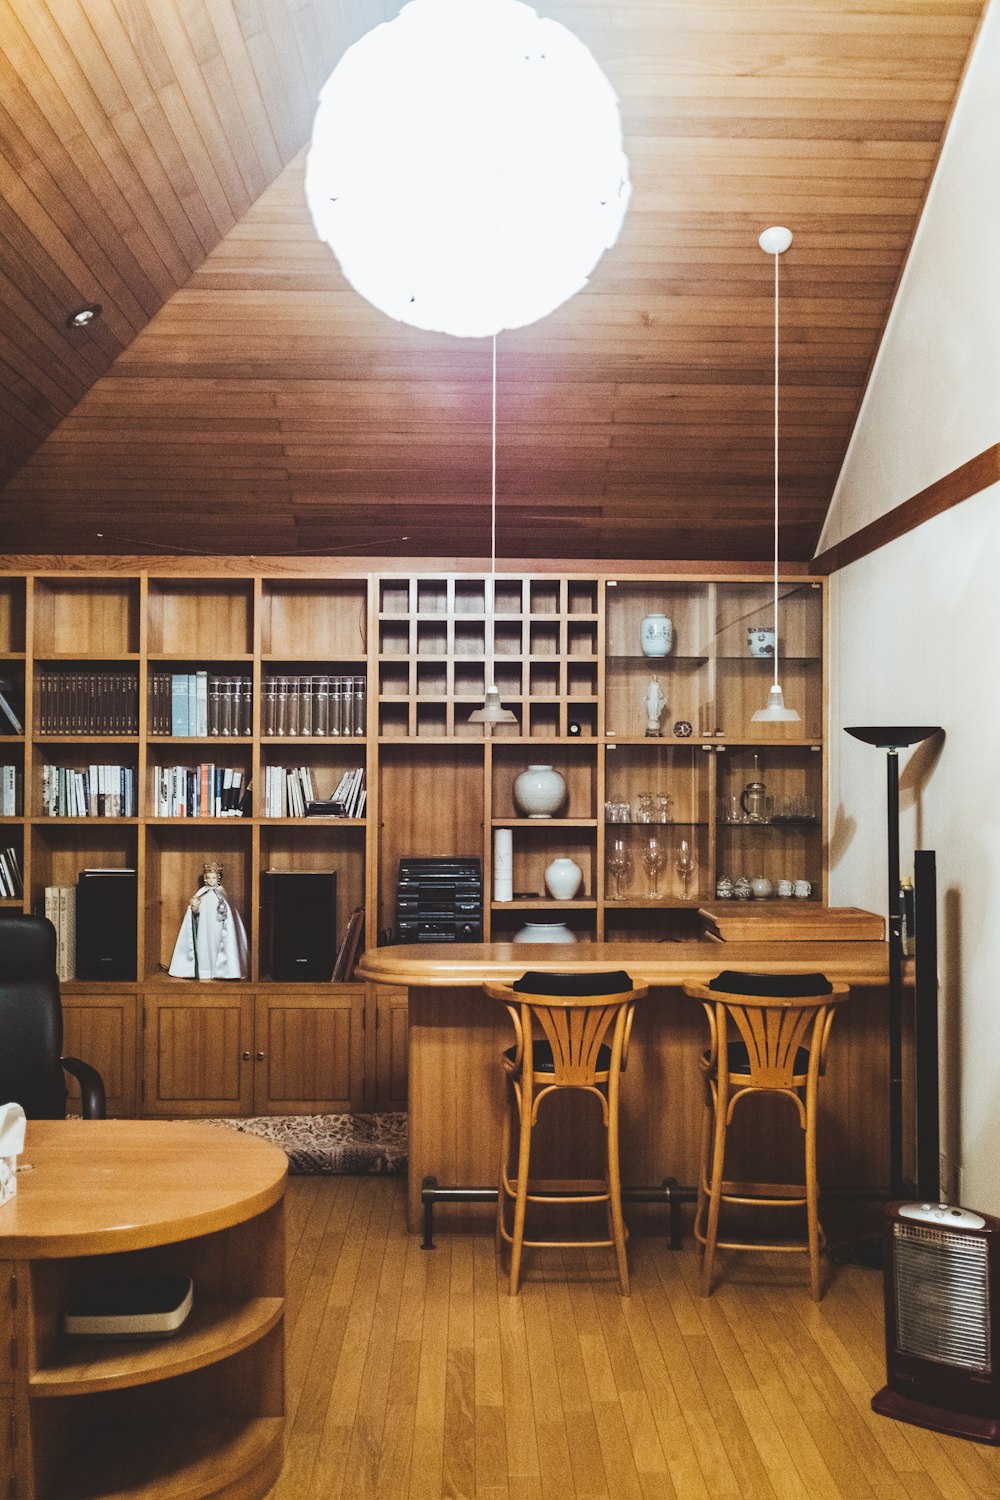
left=255, top=1050, right=265, bottom=1062
left=241, top=1050, right=251, bottom=1061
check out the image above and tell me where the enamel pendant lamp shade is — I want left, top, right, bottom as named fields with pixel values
left=304, top=0, right=631, bottom=338
left=752, top=225, right=800, bottom=724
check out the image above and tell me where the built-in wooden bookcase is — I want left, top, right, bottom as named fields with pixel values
left=0, top=561, right=826, bottom=1117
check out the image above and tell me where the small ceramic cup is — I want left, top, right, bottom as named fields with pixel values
left=776, top=878, right=794, bottom=898
left=793, top=879, right=812, bottom=899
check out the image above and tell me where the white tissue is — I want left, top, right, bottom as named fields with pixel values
left=0, top=1102, right=26, bottom=1206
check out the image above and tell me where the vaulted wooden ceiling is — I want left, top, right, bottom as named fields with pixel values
left=0, top=0, right=986, bottom=561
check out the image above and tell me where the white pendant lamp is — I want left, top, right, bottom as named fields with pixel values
left=752, top=225, right=800, bottom=725
left=468, top=336, right=518, bottom=727
left=305, top=0, right=631, bottom=338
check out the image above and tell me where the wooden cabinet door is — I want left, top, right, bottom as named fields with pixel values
left=0, top=1262, right=12, bottom=1399
left=141, top=993, right=254, bottom=1116
left=373, top=984, right=408, bottom=1111
left=61, top=992, right=138, bottom=1117
left=253, top=988, right=364, bottom=1115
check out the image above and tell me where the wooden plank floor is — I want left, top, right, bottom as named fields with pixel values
left=268, top=1177, right=1000, bottom=1499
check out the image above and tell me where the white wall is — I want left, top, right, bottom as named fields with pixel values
left=820, top=1, right=1000, bottom=1210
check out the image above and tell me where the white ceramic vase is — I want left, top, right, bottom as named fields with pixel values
left=544, top=856, right=583, bottom=900
left=513, top=764, right=566, bottom=818
left=747, top=626, right=776, bottom=658
left=640, top=613, right=673, bottom=657
left=513, top=921, right=575, bottom=944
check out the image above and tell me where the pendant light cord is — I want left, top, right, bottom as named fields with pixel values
left=771, top=245, right=780, bottom=694
left=489, top=332, right=497, bottom=690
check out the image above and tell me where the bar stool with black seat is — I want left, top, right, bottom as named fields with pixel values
left=681, top=970, right=850, bottom=1300
left=484, top=970, right=647, bottom=1296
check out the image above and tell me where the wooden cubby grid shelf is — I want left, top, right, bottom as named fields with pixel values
left=0, top=561, right=826, bottom=1118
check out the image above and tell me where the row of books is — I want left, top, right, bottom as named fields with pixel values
left=333, top=906, right=365, bottom=981
left=149, top=674, right=253, bottom=737
left=261, top=676, right=366, bottom=738
left=0, top=679, right=23, bottom=734
left=42, top=764, right=137, bottom=818
left=153, top=765, right=248, bottom=818
left=1, top=764, right=23, bottom=815
left=0, top=846, right=22, bottom=898
left=262, top=765, right=366, bottom=819
left=43, top=884, right=76, bottom=981
left=38, top=672, right=139, bottom=736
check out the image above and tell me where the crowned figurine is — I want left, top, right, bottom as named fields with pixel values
left=643, top=677, right=666, bottom=737
left=168, top=861, right=248, bottom=980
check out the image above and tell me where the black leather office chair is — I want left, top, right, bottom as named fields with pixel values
left=0, top=915, right=106, bottom=1118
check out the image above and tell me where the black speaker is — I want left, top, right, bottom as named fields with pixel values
left=75, top=869, right=138, bottom=981
left=265, top=871, right=337, bottom=981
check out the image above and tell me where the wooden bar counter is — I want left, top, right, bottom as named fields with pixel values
left=358, top=935, right=892, bottom=1234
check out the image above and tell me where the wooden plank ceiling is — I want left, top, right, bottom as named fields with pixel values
left=0, top=0, right=986, bottom=562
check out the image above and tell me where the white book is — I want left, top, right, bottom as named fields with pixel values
left=196, top=671, right=208, bottom=738
left=57, top=885, right=76, bottom=982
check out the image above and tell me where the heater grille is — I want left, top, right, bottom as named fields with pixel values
left=893, top=1223, right=991, bottom=1372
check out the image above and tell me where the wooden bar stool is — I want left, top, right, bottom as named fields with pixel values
left=681, top=970, right=850, bottom=1300
left=484, top=970, right=647, bottom=1296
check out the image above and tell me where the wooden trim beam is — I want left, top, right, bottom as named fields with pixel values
left=812, top=443, right=1000, bottom=575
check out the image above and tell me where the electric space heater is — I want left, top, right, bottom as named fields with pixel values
left=873, top=1202, right=1000, bottom=1443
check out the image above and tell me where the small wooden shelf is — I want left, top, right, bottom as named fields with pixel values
left=35, top=653, right=141, bottom=662
left=603, top=897, right=702, bottom=908
left=257, top=817, right=365, bottom=827
left=491, top=898, right=597, bottom=910
left=31, top=817, right=139, bottom=826
left=491, top=817, right=597, bottom=828
left=30, top=1297, right=283, bottom=1397
left=147, top=652, right=253, bottom=663
left=35, top=735, right=140, bottom=745
left=50, top=1414, right=284, bottom=1500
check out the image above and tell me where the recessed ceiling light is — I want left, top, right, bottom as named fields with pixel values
left=66, top=304, right=102, bottom=328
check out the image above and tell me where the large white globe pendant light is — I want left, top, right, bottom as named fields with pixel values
left=305, top=0, right=631, bottom=339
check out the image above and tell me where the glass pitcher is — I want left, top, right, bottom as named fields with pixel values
left=739, top=754, right=768, bottom=824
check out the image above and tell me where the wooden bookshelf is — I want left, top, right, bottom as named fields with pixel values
left=0, top=558, right=826, bottom=1117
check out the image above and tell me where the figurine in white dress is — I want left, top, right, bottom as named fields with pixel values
left=168, top=862, right=248, bottom=980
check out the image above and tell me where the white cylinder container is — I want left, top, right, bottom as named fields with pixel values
left=544, top=856, right=583, bottom=900
left=513, top=921, right=575, bottom=943
left=494, top=828, right=513, bottom=902
left=513, top=764, right=567, bottom=818
left=640, top=613, right=673, bottom=657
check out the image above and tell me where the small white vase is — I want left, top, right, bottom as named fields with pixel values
left=747, top=626, right=776, bottom=659
left=513, top=764, right=566, bottom=818
left=513, top=921, right=576, bottom=944
left=641, top=613, right=673, bottom=657
left=544, top=856, right=583, bottom=900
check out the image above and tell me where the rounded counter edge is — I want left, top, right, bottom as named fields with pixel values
left=357, top=940, right=891, bottom=988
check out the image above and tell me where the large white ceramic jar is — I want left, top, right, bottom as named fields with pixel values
left=640, top=613, right=673, bottom=657
left=513, top=764, right=567, bottom=818
left=544, top=856, right=583, bottom=900
left=513, top=921, right=575, bottom=943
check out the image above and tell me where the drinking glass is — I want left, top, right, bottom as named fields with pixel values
left=655, top=793, right=671, bottom=824
left=636, top=792, right=653, bottom=823
left=607, top=837, right=632, bottom=899
left=675, top=837, right=695, bottom=898
left=640, top=834, right=665, bottom=898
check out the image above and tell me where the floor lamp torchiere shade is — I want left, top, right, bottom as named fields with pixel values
left=844, top=725, right=943, bottom=1209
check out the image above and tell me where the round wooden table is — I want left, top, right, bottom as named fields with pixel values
left=0, top=1119, right=287, bottom=1500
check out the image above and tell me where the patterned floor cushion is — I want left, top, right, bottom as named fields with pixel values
left=207, top=1112, right=407, bottom=1175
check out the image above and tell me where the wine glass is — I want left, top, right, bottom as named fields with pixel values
left=675, top=837, right=695, bottom=898
left=640, top=834, right=665, bottom=898
left=606, top=836, right=632, bottom=899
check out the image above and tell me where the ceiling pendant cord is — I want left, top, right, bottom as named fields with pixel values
left=491, top=331, right=497, bottom=661
left=772, top=243, right=780, bottom=699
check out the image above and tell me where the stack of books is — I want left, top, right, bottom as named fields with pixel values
left=148, top=673, right=253, bottom=736
left=0, top=764, right=23, bottom=814
left=0, top=679, right=23, bottom=734
left=43, top=884, right=76, bottom=980
left=333, top=907, right=365, bottom=981
left=261, top=675, right=366, bottom=737
left=0, top=846, right=22, bottom=899
left=153, top=764, right=247, bottom=818
left=37, top=672, right=138, bottom=735
left=263, top=766, right=365, bottom=819
left=42, top=764, right=137, bottom=817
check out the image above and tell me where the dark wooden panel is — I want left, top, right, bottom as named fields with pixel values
left=0, top=0, right=987, bottom=559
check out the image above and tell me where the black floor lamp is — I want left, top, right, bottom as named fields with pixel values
left=844, top=725, right=942, bottom=1207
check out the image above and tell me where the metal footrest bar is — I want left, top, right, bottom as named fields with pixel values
left=420, top=1175, right=693, bottom=1250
